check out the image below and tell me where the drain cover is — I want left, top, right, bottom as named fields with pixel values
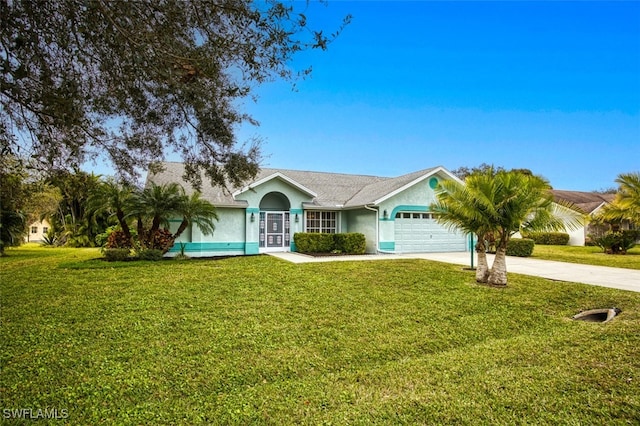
left=572, top=308, right=621, bottom=323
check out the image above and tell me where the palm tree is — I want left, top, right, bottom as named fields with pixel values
left=600, top=172, right=640, bottom=225
left=87, top=178, right=135, bottom=241
left=0, top=209, right=26, bottom=256
left=127, top=182, right=218, bottom=252
left=431, top=168, right=498, bottom=283
left=130, top=182, right=184, bottom=236
left=433, top=169, right=580, bottom=286
left=173, top=191, right=218, bottom=240
left=484, top=171, right=577, bottom=286
left=127, top=182, right=182, bottom=251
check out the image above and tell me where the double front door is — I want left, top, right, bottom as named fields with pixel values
left=259, top=211, right=291, bottom=251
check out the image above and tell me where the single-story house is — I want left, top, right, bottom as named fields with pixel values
left=24, top=219, right=51, bottom=243
left=149, top=162, right=472, bottom=257
left=550, top=190, right=616, bottom=246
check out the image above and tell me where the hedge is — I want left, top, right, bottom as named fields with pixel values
left=506, top=238, right=535, bottom=257
left=103, top=248, right=131, bottom=262
left=523, top=232, right=570, bottom=245
left=137, top=249, right=165, bottom=261
left=294, top=233, right=366, bottom=255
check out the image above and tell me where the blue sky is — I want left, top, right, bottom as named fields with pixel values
left=233, top=1, right=640, bottom=192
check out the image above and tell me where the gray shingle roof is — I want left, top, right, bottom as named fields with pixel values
left=148, top=162, right=442, bottom=209
left=551, top=190, right=614, bottom=214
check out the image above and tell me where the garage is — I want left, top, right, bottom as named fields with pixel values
left=394, top=212, right=468, bottom=253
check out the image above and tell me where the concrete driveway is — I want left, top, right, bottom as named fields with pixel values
left=269, top=251, right=640, bottom=293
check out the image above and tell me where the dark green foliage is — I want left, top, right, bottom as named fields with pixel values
left=506, top=238, right=535, bottom=257
left=334, top=233, right=367, bottom=255
left=294, top=232, right=366, bottom=255
left=294, top=233, right=335, bottom=253
left=0, top=157, right=27, bottom=255
left=40, top=231, right=58, bottom=247
left=524, top=232, right=570, bottom=245
left=45, top=170, right=106, bottom=247
left=103, top=248, right=131, bottom=262
left=136, top=249, right=164, bottom=261
left=593, top=230, right=639, bottom=254
left=2, top=0, right=350, bottom=186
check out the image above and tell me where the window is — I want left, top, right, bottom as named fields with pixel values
left=42, top=227, right=49, bottom=234
left=31, top=226, right=38, bottom=234
left=395, top=212, right=438, bottom=220
left=306, top=211, right=337, bottom=233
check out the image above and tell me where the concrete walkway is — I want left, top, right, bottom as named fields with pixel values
left=269, top=251, right=640, bottom=293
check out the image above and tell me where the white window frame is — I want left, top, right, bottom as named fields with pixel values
left=305, top=211, right=339, bottom=233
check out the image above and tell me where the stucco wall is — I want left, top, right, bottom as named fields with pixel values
left=377, top=175, right=441, bottom=250
left=168, top=207, right=247, bottom=256
left=344, top=209, right=378, bottom=253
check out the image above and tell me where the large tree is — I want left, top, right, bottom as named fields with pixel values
left=0, top=156, right=27, bottom=255
left=1, top=0, right=350, bottom=186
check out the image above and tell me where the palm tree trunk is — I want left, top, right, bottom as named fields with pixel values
left=116, top=210, right=131, bottom=240
left=488, top=245, right=508, bottom=286
left=173, top=219, right=189, bottom=240
left=137, top=216, right=145, bottom=248
left=475, top=236, right=490, bottom=283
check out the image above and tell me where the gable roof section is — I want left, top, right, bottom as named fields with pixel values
left=233, top=171, right=317, bottom=198
left=252, top=168, right=387, bottom=208
left=148, top=162, right=458, bottom=209
left=551, top=190, right=614, bottom=214
left=368, top=166, right=462, bottom=206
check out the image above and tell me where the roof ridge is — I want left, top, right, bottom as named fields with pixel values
left=260, top=167, right=389, bottom=180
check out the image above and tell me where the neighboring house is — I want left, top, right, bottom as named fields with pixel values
left=149, top=162, right=472, bottom=257
left=24, top=219, right=51, bottom=243
left=550, top=190, right=616, bottom=246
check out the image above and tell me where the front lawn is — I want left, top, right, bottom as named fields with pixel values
left=1, top=247, right=639, bottom=424
left=532, top=245, right=640, bottom=270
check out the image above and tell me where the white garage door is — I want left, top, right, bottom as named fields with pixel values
left=394, top=212, right=467, bottom=253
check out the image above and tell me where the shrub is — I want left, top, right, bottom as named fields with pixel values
left=593, top=230, right=638, bottom=254
left=524, top=232, right=570, bottom=245
left=105, top=230, right=133, bottom=249
left=506, top=238, right=535, bottom=257
left=294, top=232, right=367, bottom=254
left=103, top=248, right=131, bottom=262
left=137, top=249, right=164, bottom=261
left=294, top=233, right=335, bottom=253
left=144, top=229, right=175, bottom=253
left=334, top=233, right=366, bottom=255
left=41, top=231, right=58, bottom=247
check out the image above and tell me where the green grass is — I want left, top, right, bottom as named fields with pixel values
left=532, top=245, right=640, bottom=270
left=1, top=246, right=639, bottom=425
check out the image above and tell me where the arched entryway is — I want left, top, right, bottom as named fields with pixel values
left=259, top=192, right=291, bottom=252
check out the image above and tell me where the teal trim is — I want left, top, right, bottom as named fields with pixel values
left=379, top=241, right=395, bottom=251
left=168, top=219, right=183, bottom=223
left=246, top=207, right=260, bottom=214
left=168, top=242, right=245, bottom=253
left=290, top=208, right=303, bottom=215
left=382, top=205, right=430, bottom=221
left=245, top=242, right=259, bottom=255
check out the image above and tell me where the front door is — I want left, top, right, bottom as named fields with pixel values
left=259, top=211, right=291, bottom=252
